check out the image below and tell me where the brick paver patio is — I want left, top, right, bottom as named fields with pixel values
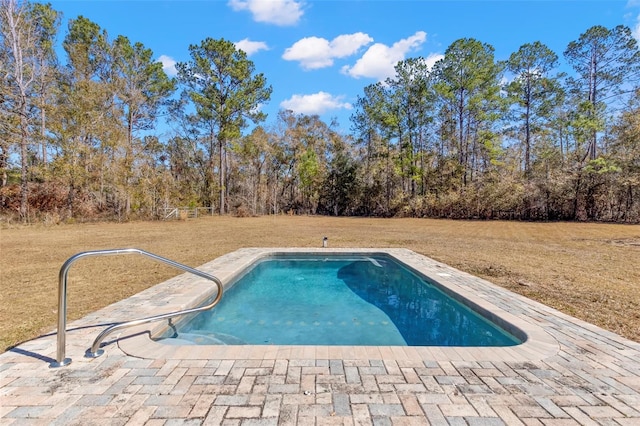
left=2, top=248, right=639, bottom=425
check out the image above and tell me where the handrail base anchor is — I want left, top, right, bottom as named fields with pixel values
left=85, top=349, right=104, bottom=359
left=49, top=358, right=71, bottom=369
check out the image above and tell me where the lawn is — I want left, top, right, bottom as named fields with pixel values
left=1, top=216, right=639, bottom=352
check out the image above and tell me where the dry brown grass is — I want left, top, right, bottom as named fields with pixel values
left=1, top=216, right=639, bottom=352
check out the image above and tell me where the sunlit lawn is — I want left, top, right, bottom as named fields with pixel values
left=2, top=216, right=639, bottom=351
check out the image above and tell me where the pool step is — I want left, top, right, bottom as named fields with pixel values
left=162, top=330, right=247, bottom=345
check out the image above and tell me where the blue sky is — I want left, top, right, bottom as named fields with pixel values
left=49, top=0, right=640, bottom=134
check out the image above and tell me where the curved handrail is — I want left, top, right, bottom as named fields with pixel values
left=88, top=285, right=222, bottom=358
left=51, top=248, right=223, bottom=368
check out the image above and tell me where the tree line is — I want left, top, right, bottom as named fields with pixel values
left=2, top=0, right=640, bottom=222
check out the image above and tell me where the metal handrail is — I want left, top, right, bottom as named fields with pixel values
left=51, top=248, right=223, bottom=368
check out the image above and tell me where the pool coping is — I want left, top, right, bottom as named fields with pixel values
left=115, top=248, right=559, bottom=362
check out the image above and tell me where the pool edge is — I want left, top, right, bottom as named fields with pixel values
left=116, top=248, right=560, bottom=362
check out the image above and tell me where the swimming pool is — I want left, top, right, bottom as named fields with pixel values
left=158, top=253, right=522, bottom=347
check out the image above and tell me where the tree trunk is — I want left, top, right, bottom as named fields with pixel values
left=524, top=76, right=531, bottom=176
left=219, top=138, right=225, bottom=214
left=19, top=113, right=28, bottom=220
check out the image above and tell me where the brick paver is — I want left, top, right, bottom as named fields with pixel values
left=2, top=248, right=640, bottom=425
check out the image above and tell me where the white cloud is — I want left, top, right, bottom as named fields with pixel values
left=228, top=0, right=303, bottom=26
left=235, top=38, right=269, bottom=56
left=158, top=55, right=177, bottom=77
left=280, top=91, right=352, bottom=115
left=424, top=52, right=444, bottom=70
left=282, top=32, right=373, bottom=70
left=283, top=37, right=333, bottom=69
left=342, top=31, right=428, bottom=81
left=329, top=33, right=374, bottom=57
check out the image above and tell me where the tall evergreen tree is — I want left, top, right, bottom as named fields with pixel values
left=564, top=25, right=640, bottom=161
left=432, top=38, right=505, bottom=186
left=111, top=35, right=175, bottom=215
left=387, top=57, right=435, bottom=197
left=350, top=83, right=398, bottom=214
left=176, top=38, right=272, bottom=214
left=505, top=41, right=562, bottom=176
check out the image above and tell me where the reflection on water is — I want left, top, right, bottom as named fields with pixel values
left=338, top=259, right=520, bottom=346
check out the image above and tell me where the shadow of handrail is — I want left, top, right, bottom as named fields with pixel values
left=5, top=322, right=119, bottom=364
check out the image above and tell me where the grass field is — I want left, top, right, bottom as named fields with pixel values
left=1, top=216, right=639, bottom=352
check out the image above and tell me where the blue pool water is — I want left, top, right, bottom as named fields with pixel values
left=166, top=255, right=522, bottom=346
